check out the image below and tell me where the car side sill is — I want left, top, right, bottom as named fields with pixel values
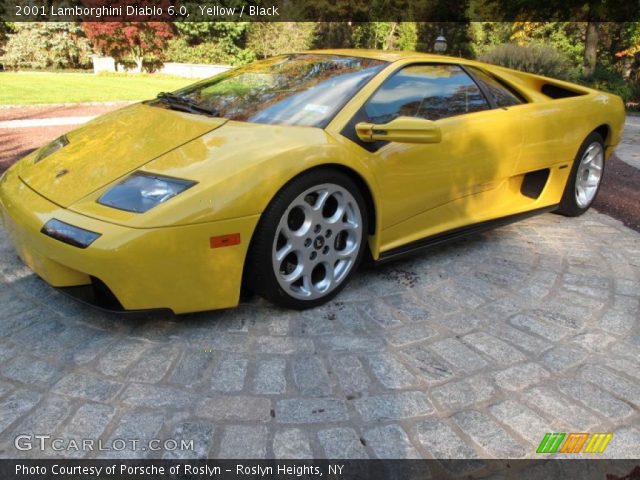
left=376, top=205, right=559, bottom=264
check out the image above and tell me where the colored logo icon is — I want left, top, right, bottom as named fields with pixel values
left=537, top=432, right=613, bottom=454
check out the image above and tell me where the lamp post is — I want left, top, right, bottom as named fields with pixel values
left=434, top=30, right=447, bottom=53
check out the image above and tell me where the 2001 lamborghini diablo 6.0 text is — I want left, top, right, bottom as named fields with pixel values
left=0, top=49, right=625, bottom=313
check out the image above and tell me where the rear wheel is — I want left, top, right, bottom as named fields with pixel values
left=246, top=169, right=367, bottom=309
left=556, top=132, right=605, bottom=217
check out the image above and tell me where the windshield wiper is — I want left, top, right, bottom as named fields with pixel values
left=156, top=92, right=220, bottom=117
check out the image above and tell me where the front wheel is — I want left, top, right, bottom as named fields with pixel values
left=556, top=132, right=605, bottom=217
left=246, top=169, right=368, bottom=309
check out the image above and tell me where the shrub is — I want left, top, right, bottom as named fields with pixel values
left=0, top=23, right=92, bottom=70
left=165, top=37, right=232, bottom=65
left=585, top=64, right=636, bottom=105
left=171, top=23, right=254, bottom=66
left=232, top=49, right=256, bottom=66
left=479, top=42, right=576, bottom=80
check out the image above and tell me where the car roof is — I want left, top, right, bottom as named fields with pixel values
left=303, top=48, right=468, bottom=64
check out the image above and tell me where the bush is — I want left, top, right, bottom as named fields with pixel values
left=232, top=49, right=256, bottom=66
left=585, top=64, right=637, bottom=105
left=0, top=23, right=92, bottom=70
left=165, top=37, right=233, bottom=65
left=479, top=42, right=576, bottom=80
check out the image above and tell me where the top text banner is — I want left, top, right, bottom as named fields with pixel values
left=1, top=0, right=640, bottom=22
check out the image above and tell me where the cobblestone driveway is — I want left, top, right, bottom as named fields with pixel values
left=1, top=205, right=639, bottom=465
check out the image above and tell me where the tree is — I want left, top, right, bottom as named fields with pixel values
left=1, top=23, right=92, bottom=70
left=468, top=22, right=512, bottom=57
left=583, top=21, right=600, bottom=78
left=171, top=22, right=252, bottom=65
left=247, top=23, right=315, bottom=59
left=0, top=22, right=15, bottom=58
left=353, top=22, right=417, bottom=50
left=0, top=22, right=14, bottom=42
left=614, top=22, right=640, bottom=73
left=510, top=22, right=585, bottom=69
left=83, top=22, right=174, bottom=72
left=313, top=23, right=354, bottom=49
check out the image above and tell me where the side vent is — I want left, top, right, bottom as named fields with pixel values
left=541, top=83, right=585, bottom=99
left=521, top=169, right=550, bottom=199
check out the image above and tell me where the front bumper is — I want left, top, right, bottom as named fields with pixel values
left=0, top=168, right=259, bottom=314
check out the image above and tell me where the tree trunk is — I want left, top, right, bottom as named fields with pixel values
left=385, top=23, right=398, bottom=50
left=583, top=22, right=599, bottom=79
left=134, top=56, right=143, bottom=73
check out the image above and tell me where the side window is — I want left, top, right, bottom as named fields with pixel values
left=363, top=64, right=490, bottom=123
left=466, top=66, right=525, bottom=107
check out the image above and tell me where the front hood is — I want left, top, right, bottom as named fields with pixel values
left=19, top=103, right=226, bottom=207
left=66, top=120, right=341, bottom=229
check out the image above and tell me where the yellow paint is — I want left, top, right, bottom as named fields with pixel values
left=0, top=50, right=626, bottom=313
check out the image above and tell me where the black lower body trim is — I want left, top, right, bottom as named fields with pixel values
left=57, top=277, right=173, bottom=316
left=377, top=205, right=558, bottom=264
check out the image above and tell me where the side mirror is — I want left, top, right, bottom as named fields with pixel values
left=355, top=116, right=442, bottom=144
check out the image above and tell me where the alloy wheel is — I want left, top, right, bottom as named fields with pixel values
left=575, top=142, right=604, bottom=208
left=271, top=183, right=363, bottom=301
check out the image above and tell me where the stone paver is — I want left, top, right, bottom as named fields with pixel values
left=1, top=146, right=639, bottom=461
left=273, top=428, right=313, bottom=459
left=318, top=427, right=368, bottom=459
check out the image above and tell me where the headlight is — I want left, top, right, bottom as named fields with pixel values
left=34, top=135, right=69, bottom=163
left=97, top=172, right=196, bottom=213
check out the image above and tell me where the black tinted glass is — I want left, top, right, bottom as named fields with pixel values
left=466, top=66, right=524, bottom=107
left=364, top=64, right=490, bottom=123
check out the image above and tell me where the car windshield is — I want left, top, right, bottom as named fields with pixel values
left=162, top=54, right=388, bottom=127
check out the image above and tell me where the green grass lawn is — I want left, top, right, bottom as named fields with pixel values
left=0, top=72, right=195, bottom=105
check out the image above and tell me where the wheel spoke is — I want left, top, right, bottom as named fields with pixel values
left=583, top=148, right=596, bottom=165
left=287, top=264, right=305, bottom=284
left=301, top=273, right=312, bottom=295
left=342, top=207, right=359, bottom=228
left=275, top=241, right=293, bottom=262
left=313, top=262, right=333, bottom=293
left=312, top=190, right=330, bottom=212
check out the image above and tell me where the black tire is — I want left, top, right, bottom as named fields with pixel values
left=556, top=132, right=605, bottom=217
left=245, top=168, right=368, bottom=310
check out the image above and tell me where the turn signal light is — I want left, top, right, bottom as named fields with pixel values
left=210, top=233, right=241, bottom=248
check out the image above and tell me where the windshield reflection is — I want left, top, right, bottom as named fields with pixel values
left=171, top=54, right=388, bottom=127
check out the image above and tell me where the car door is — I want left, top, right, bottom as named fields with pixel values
left=348, top=63, right=524, bottom=248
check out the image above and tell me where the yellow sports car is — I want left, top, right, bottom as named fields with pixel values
left=0, top=50, right=625, bottom=313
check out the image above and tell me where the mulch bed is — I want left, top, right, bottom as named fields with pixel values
left=593, top=155, right=640, bottom=233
